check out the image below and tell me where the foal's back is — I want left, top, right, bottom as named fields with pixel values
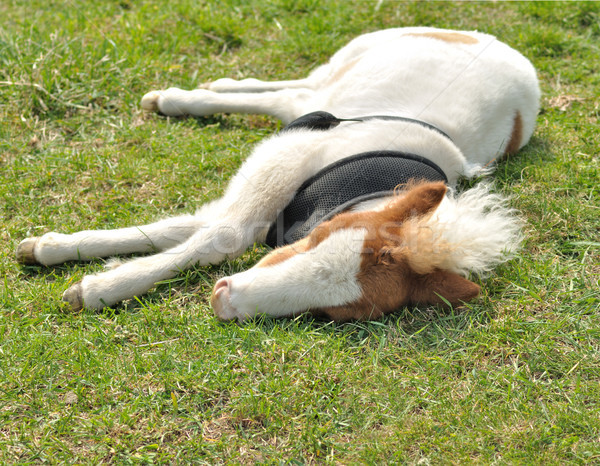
left=306, top=27, right=540, bottom=164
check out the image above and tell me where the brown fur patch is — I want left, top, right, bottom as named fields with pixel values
left=309, top=182, right=449, bottom=249
left=410, top=270, right=480, bottom=306
left=309, top=183, right=453, bottom=321
left=256, top=237, right=310, bottom=268
left=326, top=57, right=361, bottom=86
left=315, top=260, right=480, bottom=322
left=505, top=111, right=523, bottom=156
left=406, top=32, right=479, bottom=45
left=395, top=216, right=458, bottom=275
left=259, top=182, right=448, bottom=266
left=310, top=183, right=479, bottom=321
left=258, top=182, right=480, bottom=321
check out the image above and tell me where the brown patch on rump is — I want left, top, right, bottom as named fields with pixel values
left=407, top=32, right=479, bottom=45
left=326, top=57, right=361, bottom=86
left=505, top=111, right=523, bottom=156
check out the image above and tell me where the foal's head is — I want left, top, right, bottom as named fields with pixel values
left=211, top=182, right=480, bottom=322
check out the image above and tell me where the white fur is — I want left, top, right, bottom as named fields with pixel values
left=142, top=27, right=540, bottom=166
left=403, top=184, right=523, bottom=276
left=17, top=27, right=540, bottom=315
left=213, top=228, right=366, bottom=321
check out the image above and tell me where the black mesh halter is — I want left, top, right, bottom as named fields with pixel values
left=265, top=150, right=448, bottom=247
left=264, top=111, right=450, bottom=247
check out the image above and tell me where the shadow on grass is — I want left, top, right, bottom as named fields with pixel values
left=496, top=135, right=553, bottom=180
left=224, top=298, right=494, bottom=353
left=15, top=229, right=504, bottom=350
left=17, top=262, right=95, bottom=281
left=154, top=111, right=274, bottom=132
left=153, top=108, right=280, bottom=134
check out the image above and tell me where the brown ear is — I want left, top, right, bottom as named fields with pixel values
left=385, top=182, right=447, bottom=221
left=410, top=269, right=480, bottom=307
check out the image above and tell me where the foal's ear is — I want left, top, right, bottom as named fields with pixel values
left=386, top=182, right=447, bottom=220
left=411, top=270, right=480, bottom=306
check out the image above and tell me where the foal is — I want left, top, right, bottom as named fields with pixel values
left=17, top=27, right=539, bottom=321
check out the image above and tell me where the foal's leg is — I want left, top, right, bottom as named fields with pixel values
left=201, top=77, right=318, bottom=93
left=63, top=212, right=263, bottom=310
left=61, top=131, right=327, bottom=310
left=16, top=213, right=211, bottom=266
left=140, top=87, right=316, bottom=123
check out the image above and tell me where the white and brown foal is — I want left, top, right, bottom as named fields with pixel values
left=17, top=27, right=540, bottom=321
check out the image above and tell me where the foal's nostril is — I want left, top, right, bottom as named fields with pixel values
left=211, top=277, right=237, bottom=321
left=213, top=277, right=230, bottom=296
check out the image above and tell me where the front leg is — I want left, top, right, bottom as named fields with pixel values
left=16, top=213, right=207, bottom=266
left=61, top=130, right=331, bottom=310
left=64, top=217, right=266, bottom=310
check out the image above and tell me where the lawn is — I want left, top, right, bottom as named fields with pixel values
left=1, top=0, right=599, bottom=463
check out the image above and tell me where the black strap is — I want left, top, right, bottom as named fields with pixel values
left=282, top=111, right=452, bottom=141
left=265, top=150, right=448, bottom=248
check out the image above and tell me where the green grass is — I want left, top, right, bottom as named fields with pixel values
left=1, top=0, right=599, bottom=463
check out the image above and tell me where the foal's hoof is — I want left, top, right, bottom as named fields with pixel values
left=140, top=91, right=160, bottom=112
left=16, top=238, right=39, bottom=265
left=63, top=282, right=84, bottom=311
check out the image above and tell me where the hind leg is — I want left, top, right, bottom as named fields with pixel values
left=201, top=77, right=317, bottom=93
left=141, top=87, right=316, bottom=123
